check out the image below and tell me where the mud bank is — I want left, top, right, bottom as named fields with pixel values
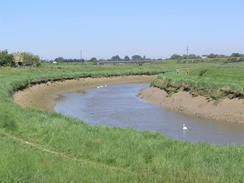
left=13, top=75, right=156, bottom=112
left=138, top=87, right=244, bottom=124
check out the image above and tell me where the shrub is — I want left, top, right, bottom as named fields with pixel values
left=13, top=51, right=41, bottom=67
left=0, top=50, right=14, bottom=66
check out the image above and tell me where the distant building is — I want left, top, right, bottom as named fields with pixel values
left=13, top=52, right=24, bottom=66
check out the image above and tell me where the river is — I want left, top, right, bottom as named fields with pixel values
left=55, top=83, right=244, bottom=145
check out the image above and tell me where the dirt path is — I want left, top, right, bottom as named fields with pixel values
left=13, top=75, right=156, bottom=112
left=138, top=87, right=244, bottom=124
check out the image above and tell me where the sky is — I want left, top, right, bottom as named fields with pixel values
left=0, top=0, right=244, bottom=59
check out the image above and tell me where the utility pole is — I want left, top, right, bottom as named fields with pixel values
left=186, top=45, right=189, bottom=60
left=80, top=49, right=82, bottom=60
left=186, top=45, right=189, bottom=56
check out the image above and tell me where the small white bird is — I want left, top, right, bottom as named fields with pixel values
left=96, top=86, right=100, bottom=88
left=182, top=123, right=188, bottom=131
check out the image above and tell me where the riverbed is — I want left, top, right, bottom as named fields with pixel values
left=55, top=83, right=244, bottom=145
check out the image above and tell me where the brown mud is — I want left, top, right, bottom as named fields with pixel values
left=13, top=75, right=156, bottom=112
left=138, top=87, right=244, bottom=124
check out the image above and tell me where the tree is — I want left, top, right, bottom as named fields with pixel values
left=207, top=53, right=226, bottom=58
left=0, top=50, right=14, bottom=66
left=187, top=54, right=200, bottom=59
left=231, top=53, right=243, bottom=57
left=111, top=55, right=121, bottom=61
left=124, top=56, right=130, bottom=61
left=54, top=57, right=65, bottom=63
left=89, top=57, right=97, bottom=62
left=170, top=54, right=182, bottom=60
left=131, top=55, right=142, bottom=60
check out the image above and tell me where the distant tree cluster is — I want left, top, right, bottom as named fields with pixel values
left=205, top=53, right=227, bottom=59
left=54, top=57, right=85, bottom=63
left=89, top=57, right=97, bottom=62
left=0, top=50, right=41, bottom=67
left=169, top=53, right=244, bottom=60
left=170, top=54, right=201, bottom=60
left=225, top=53, right=244, bottom=63
left=230, top=53, right=244, bottom=57
left=109, top=55, right=148, bottom=61
left=226, top=57, right=244, bottom=63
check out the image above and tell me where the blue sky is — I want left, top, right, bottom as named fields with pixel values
left=0, top=0, right=244, bottom=59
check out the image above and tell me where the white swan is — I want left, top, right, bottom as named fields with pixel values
left=182, top=123, right=188, bottom=131
left=97, top=85, right=108, bottom=88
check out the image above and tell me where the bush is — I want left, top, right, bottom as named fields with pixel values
left=13, top=51, right=41, bottom=66
left=0, top=50, right=14, bottom=66
left=225, top=57, right=244, bottom=63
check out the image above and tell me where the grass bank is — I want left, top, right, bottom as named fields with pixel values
left=0, top=63, right=243, bottom=182
left=152, top=63, right=244, bottom=100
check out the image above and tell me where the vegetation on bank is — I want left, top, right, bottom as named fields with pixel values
left=152, top=63, right=244, bottom=100
left=0, top=63, right=243, bottom=182
left=0, top=50, right=41, bottom=67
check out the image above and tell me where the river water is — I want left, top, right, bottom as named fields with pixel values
left=55, top=83, right=244, bottom=145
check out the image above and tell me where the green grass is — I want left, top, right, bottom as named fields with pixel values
left=152, top=62, right=244, bottom=99
left=0, top=63, right=243, bottom=183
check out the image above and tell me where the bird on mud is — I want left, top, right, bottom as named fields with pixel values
left=96, top=85, right=107, bottom=88
left=182, top=123, right=188, bottom=131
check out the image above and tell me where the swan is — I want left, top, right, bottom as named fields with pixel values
left=182, top=123, right=188, bottom=131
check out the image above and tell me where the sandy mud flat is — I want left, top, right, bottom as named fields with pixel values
left=13, top=75, right=244, bottom=124
left=138, top=87, right=244, bottom=124
left=13, top=75, right=156, bottom=112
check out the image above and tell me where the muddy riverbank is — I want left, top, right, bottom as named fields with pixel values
left=13, top=75, right=156, bottom=112
left=138, top=87, right=244, bottom=124
left=13, top=75, right=244, bottom=124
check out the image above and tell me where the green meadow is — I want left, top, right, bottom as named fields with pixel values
left=0, top=62, right=243, bottom=183
left=152, top=62, right=244, bottom=99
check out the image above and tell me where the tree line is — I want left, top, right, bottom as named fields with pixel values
left=0, top=50, right=41, bottom=67
left=53, top=55, right=153, bottom=63
left=169, top=53, right=244, bottom=60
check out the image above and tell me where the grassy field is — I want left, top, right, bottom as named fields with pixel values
left=0, top=62, right=243, bottom=183
left=152, top=62, right=244, bottom=100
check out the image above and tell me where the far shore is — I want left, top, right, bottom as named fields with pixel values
left=13, top=75, right=156, bottom=112
left=138, top=87, right=244, bottom=124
